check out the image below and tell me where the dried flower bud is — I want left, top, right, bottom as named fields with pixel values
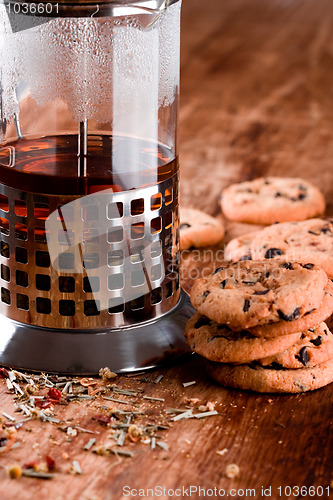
left=128, top=425, right=142, bottom=442
left=225, top=464, right=240, bottom=479
left=95, top=445, right=107, bottom=456
left=99, top=367, right=117, bottom=380
left=30, top=408, right=40, bottom=419
left=26, top=384, right=36, bottom=394
left=8, top=464, right=22, bottom=479
left=6, top=426, right=17, bottom=439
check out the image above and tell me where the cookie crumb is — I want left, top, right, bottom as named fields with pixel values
left=225, top=463, right=240, bottom=478
left=99, top=367, right=117, bottom=380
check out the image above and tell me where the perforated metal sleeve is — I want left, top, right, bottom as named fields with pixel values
left=0, top=173, right=180, bottom=329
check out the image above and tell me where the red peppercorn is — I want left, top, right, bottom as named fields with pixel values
left=35, top=399, right=53, bottom=409
left=0, top=368, right=9, bottom=379
left=47, top=388, right=62, bottom=400
left=45, top=455, right=56, bottom=472
left=93, top=414, right=111, bottom=425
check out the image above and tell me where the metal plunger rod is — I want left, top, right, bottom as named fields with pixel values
left=78, top=120, right=88, bottom=169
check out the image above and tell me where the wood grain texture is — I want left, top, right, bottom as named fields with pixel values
left=1, top=0, right=333, bottom=499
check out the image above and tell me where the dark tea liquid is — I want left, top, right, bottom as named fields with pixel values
left=0, top=135, right=178, bottom=239
left=0, top=134, right=178, bottom=197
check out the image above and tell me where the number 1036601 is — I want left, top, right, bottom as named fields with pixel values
left=5, top=3, right=59, bottom=15
left=277, top=486, right=330, bottom=497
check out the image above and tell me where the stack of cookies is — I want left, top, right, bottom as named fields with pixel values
left=185, top=260, right=333, bottom=393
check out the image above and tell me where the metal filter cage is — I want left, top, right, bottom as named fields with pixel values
left=0, top=173, right=180, bottom=330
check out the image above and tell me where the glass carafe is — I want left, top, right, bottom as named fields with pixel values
left=0, top=0, right=193, bottom=373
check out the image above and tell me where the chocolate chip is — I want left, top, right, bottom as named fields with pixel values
left=302, top=263, right=314, bottom=269
left=0, top=437, right=7, bottom=447
left=296, top=347, right=309, bottom=366
left=278, top=307, right=301, bottom=321
left=213, top=267, right=225, bottom=275
left=275, top=192, right=282, bottom=197
left=243, top=299, right=250, bottom=312
left=202, top=291, right=210, bottom=299
left=298, top=193, right=306, bottom=200
left=304, top=308, right=315, bottom=316
left=310, top=336, right=322, bottom=346
left=180, top=223, right=191, bottom=230
left=208, top=335, right=228, bottom=342
left=253, top=289, right=269, bottom=295
left=265, top=272, right=270, bottom=278
left=217, top=323, right=232, bottom=331
left=268, top=362, right=284, bottom=370
left=281, top=262, right=293, bottom=270
left=308, top=230, right=319, bottom=235
left=194, top=316, right=212, bottom=329
left=239, top=254, right=252, bottom=261
left=220, top=279, right=227, bottom=289
left=264, top=248, right=283, bottom=258
left=321, top=226, right=332, bottom=235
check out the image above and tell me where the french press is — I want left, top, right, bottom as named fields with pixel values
left=0, top=0, right=193, bottom=373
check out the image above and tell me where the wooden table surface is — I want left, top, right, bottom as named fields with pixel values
left=1, top=0, right=333, bottom=499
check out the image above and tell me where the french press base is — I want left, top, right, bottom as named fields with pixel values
left=0, top=290, right=193, bottom=375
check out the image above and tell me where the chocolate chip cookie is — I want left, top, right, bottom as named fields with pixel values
left=221, top=177, right=325, bottom=225
left=224, top=231, right=259, bottom=261
left=179, top=207, right=225, bottom=250
left=185, top=312, right=302, bottom=364
left=206, top=357, right=333, bottom=393
left=190, top=260, right=328, bottom=330
left=250, top=219, right=333, bottom=278
left=258, top=322, right=333, bottom=369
